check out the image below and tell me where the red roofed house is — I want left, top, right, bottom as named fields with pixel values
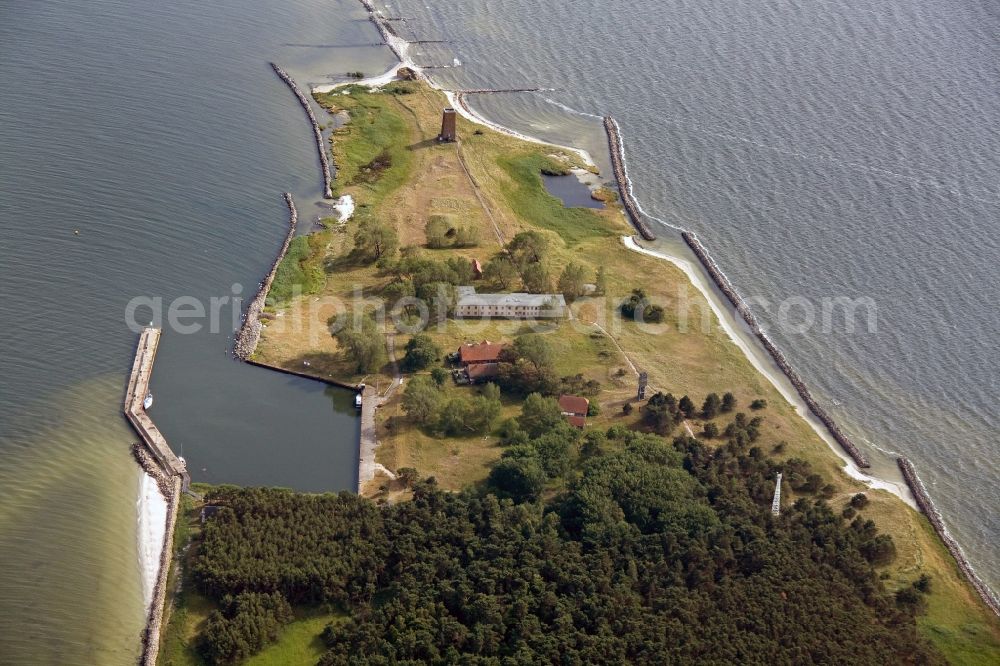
left=458, top=341, right=506, bottom=383
left=558, top=394, right=590, bottom=429
left=471, top=258, right=483, bottom=279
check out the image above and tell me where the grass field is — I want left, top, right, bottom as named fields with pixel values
left=243, top=611, right=343, bottom=666
left=249, top=78, right=1000, bottom=663
left=268, top=235, right=326, bottom=305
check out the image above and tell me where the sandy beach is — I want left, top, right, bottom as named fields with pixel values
left=136, top=472, right=168, bottom=609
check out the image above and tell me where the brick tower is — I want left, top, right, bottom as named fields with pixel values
left=438, top=108, right=457, bottom=142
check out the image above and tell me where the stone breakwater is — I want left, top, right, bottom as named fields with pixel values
left=269, top=63, right=334, bottom=199
left=681, top=231, right=872, bottom=469
left=140, top=475, right=181, bottom=666
left=897, top=457, right=1000, bottom=617
left=131, top=442, right=173, bottom=498
left=359, top=0, right=405, bottom=61
left=456, top=87, right=547, bottom=94
left=234, top=193, right=298, bottom=360
left=603, top=116, right=656, bottom=241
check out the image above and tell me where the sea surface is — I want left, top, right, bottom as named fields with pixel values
left=380, top=0, right=999, bottom=595
left=0, top=0, right=386, bottom=662
left=1, top=0, right=998, bottom=662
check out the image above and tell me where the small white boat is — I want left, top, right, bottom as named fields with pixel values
left=143, top=393, right=153, bottom=409
left=355, top=393, right=363, bottom=409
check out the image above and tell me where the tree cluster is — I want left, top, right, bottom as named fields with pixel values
left=695, top=391, right=729, bottom=419
left=380, top=249, right=478, bottom=320
left=496, top=334, right=559, bottom=396
left=620, top=288, right=664, bottom=324
left=425, top=215, right=479, bottom=249
left=642, top=391, right=686, bottom=435
left=402, top=378, right=501, bottom=436
left=482, top=231, right=554, bottom=294
left=352, top=219, right=398, bottom=264
left=400, top=333, right=441, bottom=372
left=559, top=373, right=602, bottom=398
left=557, top=262, right=590, bottom=301
left=197, top=592, right=293, bottom=664
left=188, top=427, right=938, bottom=665
left=334, top=314, right=386, bottom=373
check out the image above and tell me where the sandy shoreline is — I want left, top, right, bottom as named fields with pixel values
left=310, top=37, right=596, bottom=168
left=622, top=236, right=915, bottom=507
left=136, top=472, right=168, bottom=610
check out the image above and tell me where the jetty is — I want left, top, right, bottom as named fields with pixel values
left=359, top=0, right=405, bottom=61
left=234, top=193, right=298, bottom=360
left=269, top=63, right=334, bottom=199
left=898, top=457, right=1000, bottom=617
left=123, top=327, right=189, bottom=666
left=456, top=87, right=548, bottom=94
left=124, top=328, right=189, bottom=484
left=603, top=116, right=656, bottom=241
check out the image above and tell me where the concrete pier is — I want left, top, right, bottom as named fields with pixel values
left=124, top=328, right=189, bottom=483
left=123, top=327, right=188, bottom=666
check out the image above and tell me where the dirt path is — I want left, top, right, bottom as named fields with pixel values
left=586, top=320, right=639, bottom=377
left=455, top=141, right=506, bottom=246
left=358, top=332, right=403, bottom=492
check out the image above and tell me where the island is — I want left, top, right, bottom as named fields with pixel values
left=154, top=71, right=1000, bottom=665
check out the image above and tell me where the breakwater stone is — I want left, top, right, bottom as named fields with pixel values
left=270, top=63, right=334, bottom=199
left=234, top=193, right=298, bottom=360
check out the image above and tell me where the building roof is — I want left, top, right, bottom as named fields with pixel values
left=458, top=341, right=506, bottom=364
left=456, top=286, right=566, bottom=310
left=558, top=394, right=590, bottom=416
left=467, top=363, right=500, bottom=380
left=566, top=415, right=587, bottom=429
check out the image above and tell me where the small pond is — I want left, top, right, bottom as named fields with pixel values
left=541, top=173, right=605, bottom=208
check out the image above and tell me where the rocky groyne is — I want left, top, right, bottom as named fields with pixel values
left=897, top=457, right=1000, bottom=617
left=140, top=475, right=181, bottom=666
left=603, top=116, right=656, bottom=241
left=359, top=0, right=405, bottom=61
left=456, top=87, right=547, bottom=94
left=269, top=63, right=334, bottom=199
left=682, top=231, right=871, bottom=468
left=131, top=442, right=173, bottom=498
left=234, top=193, right=298, bottom=360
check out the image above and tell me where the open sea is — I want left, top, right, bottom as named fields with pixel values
left=0, top=0, right=996, bottom=661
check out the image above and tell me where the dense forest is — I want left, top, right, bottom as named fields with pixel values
left=190, top=425, right=941, bottom=665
